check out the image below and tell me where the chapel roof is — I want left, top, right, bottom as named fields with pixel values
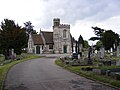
left=32, top=34, right=44, bottom=45
left=42, top=31, right=53, bottom=44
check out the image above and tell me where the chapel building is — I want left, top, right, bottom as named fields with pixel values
left=27, top=18, right=75, bottom=54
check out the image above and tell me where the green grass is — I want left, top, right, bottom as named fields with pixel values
left=95, top=65, right=120, bottom=70
left=55, top=60, right=120, bottom=89
left=112, top=56, right=120, bottom=60
left=0, top=54, right=41, bottom=90
left=0, top=55, right=5, bottom=63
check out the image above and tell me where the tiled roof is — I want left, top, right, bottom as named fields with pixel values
left=32, top=34, right=44, bottom=45
left=42, top=31, right=53, bottom=44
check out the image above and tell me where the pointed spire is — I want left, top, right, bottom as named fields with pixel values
left=78, top=34, right=84, bottom=44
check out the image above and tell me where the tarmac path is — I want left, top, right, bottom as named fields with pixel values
left=4, top=57, right=118, bottom=90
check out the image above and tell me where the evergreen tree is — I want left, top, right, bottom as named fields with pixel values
left=78, top=35, right=84, bottom=46
left=24, top=21, right=37, bottom=34
left=96, top=41, right=103, bottom=50
left=101, top=30, right=119, bottom=50
left=90, top=26, right=120, bottom=51
left=0, top=19, right=28, bottom=59
left=84, top=40, right=89, bottom=48
left=89, top=26, right=105, bottom=41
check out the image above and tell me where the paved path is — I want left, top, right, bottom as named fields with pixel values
left=4, top=57, right=117, bottom=90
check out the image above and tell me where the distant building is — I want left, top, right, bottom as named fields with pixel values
left=27, top=18, right=75, bottom=54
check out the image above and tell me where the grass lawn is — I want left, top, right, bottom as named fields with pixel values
left=112, top=56, right=120, bottom=60
left=0, top=55, right=5, bottom=63
left=55, top=60, right=120, bottom=89
left=0, top=54, right=41, bottom=90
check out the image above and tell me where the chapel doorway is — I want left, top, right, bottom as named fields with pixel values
left=63, top=45, right=67, bottom=53
left=36, top=46, right=40, bottom=54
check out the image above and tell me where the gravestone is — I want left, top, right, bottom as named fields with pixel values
left=11, top=49, right=14, bottom=55
left=87, top=46, right=92, bottom=65
left=79, top=44, right=83, bottom=57
left=116, top=60, right=120, bottom=66
left=102, top=61, right=111, bottom=66
left=10, top=49, right=16, bottom=60
left=73, top=47, right=76, bottom=53
left=100, top=47, right=105, bottom=59
left=117, top=46, right=120, bottom=57
left=78, top=54, right=80, bottom=59
left=78, top=44, right=82, bottom=59
left=83, top=51, right=88, bottom=58
left=97, top=51, right=101, bottom=59
left=110, top=48, right=113, bottom=56
left=93, top=69, right=106, bottom=75
left=84, top=58, right=88, bottom=65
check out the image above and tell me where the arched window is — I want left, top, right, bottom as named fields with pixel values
left=63, top=30, right=67, bottom=38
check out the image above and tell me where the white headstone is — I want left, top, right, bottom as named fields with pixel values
left=11, top=49, right=14, bottom=55
left=79, top=44, right=82, bottom=52
left=116, top=60, right=120, bottom=66
left=73, top=47, right=76, bottom=53
left=78, top=54, right=80, bottom=59
left=110, top=48, right=113, bottom=56
left=97, top=51, right=101, bottom=58
left=86, top=51, right=88, bottom=58
left=100, top=47, right=105, bottom=58
left=117, top=46, right=120, bottom=57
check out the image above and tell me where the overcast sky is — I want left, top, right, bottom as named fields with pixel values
left=0, top=0, right=120, bottom=45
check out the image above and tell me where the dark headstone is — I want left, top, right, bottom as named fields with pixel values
left=102, top=61, right=111, bottom=66
left=72, top=53, right=78, bottom=60
left=87, top=46, right=93, bottom=65
left=92, top=69, right=106, bottom=75
left=81, top=67, right=93, bottom=71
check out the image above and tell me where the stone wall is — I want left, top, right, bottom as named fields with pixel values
left=53, top=19, right=72, bottom=54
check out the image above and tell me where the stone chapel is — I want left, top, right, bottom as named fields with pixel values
left=27, top=18, right=75, bottom=54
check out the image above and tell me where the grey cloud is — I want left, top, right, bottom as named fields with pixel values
left=37, top=0, right=120, bottom=29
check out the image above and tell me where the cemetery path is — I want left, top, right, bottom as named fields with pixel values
left=4, top=57, right=117, bottom=90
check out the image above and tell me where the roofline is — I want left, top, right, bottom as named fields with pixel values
left=41, top=31, right=53, bottom=33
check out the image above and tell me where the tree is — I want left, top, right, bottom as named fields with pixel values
left=90, top=26, right=120, bottom=51
left=24, top=21, right=37, bottom=34
left=92, top=26, right=104, bottom=37
left=0, top=19, right=28, bottom=59
left=78, top=35, right=84, bottom=46
left=101, top=30, right=119, bottom=50
left=89, top=37, right=100, bottom=41
left=96, top=41, right=103, bottom=50
left=83, top=40, right=89, bottom=48
left=13, top=27, right=28, bottom=54
left=89, top=26, right=105, bottom=41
